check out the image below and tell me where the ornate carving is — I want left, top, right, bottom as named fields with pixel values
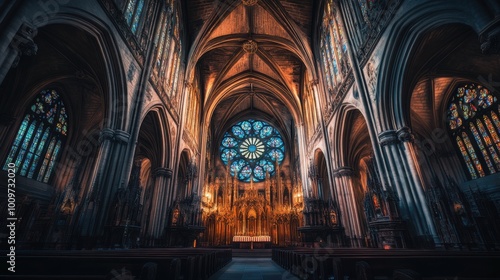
left=366, top=58, right=378, bottom=100
left=98, top=0, right=145, bottom=65
left=10, top=23, right=38, bottom=68
left=357, top=0, right=403, bottom=66
left=324, top=70, right=355, bottom=123
left=480, top=23, right=500, bottom=54
left=242, top=0, right=258, bottom=6
left=243, top=40, right=258, bottom=54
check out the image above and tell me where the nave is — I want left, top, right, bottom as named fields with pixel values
left=0, top=0, right=500, bottom=278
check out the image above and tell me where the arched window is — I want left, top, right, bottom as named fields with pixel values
left=151, top=0, right=182, bottom=98
left=2, top=89, right=68, bottom=183
left=320, top=0, right=349, bottom=95
left=219, top=119, right=285, bottom=182
left=124, top=0, right=145, bottom=34
left=447, top=83, right=500, bottom=179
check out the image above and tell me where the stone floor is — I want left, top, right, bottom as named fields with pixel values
left=209, top=257, right=300, bottom=280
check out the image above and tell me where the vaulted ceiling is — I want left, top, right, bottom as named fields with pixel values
left=184, top=0, right=318, bottom=140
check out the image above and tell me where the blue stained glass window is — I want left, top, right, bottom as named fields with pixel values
left=3, top=89, right=68, bottom=183
left=220, top=119, right=285, bottom=182
left=254, top=166, right=264, bottom=180
left=232, top=126, right=245, bottom=138
left=222, top=137, right=237, bottom=148
left=124, top=0, right=145, bottom=34
left=259, top=126, right=273, bottom=138
left=267, top=137, right=283, bottom=148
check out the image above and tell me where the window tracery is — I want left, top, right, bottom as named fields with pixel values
left=3, top=89, right=67, bottom=183
left=124, top=0, right=145, bottom=34
left=151, top=0, right=182, bottom=99
left=447, top=83, right=499, bottom=179
left=320, top=0, right=349, bottom=95
left=220, top=119, right=285, bottom=182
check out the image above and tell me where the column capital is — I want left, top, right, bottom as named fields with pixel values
left=397, top=126, right=414, bottom=143
left=113, top=129, right=130, bottom=144
left=480, top=22, right=500, bottom=54
left=154, top=167, right=173, bottom=178
left=333, top=166, right=354, bottom=177
left=378, top=130, right=399, bottom=146
left=309, top=79, right=319, bottom=87
left=10, top=22, right=38, bottom=68
left=99, top=128, right=115, bottom=143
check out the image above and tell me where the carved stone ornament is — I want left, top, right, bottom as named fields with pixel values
left=480, top=24, right=500, bottom=55
left=242, top=0, right=258, bottom=6
left=243, top=40, right=258, bottom=54
left=10, top=23, right=38, bottom=68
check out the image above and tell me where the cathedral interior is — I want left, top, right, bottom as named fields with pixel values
left=1, top=0, right=500, bottom=279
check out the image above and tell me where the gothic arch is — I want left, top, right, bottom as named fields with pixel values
left=313, top=148, right=332, bottom=200
left=176, top=149, right=193, bottom=199
left=138, top=106, right=172, bottom=168
left=40, top=12, right=129, bottom=130
left=330, top=105, right=374, bottom=244
left=375, top=1, right=495, bottom=131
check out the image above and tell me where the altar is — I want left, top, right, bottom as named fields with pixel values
left=232, top=235, right=271, bottom=249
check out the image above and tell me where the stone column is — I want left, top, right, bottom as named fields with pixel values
left=397, top=127, right=439, bottom=244
left=377, top=128, right=439, bottom=245
left=333, top=167, right=363, bottom=245
left=148, top=167, right=172, bottom=245
left=77, top=128, right=131, bottom=246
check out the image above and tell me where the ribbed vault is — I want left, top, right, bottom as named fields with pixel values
left=186, top=0, right=316, bottom=132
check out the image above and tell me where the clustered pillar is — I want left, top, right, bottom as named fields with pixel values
left=377, top=127, right=439, bottom=246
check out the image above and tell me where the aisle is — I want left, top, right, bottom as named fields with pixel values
left=208, top=257, right=299, bottom=280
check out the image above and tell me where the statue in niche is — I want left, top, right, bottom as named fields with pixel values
left=372, top=193, right=383, bottom=218
left=366, top=58, right=378, bottom=100
left=172, top=208, right=180, bottom=225
left=329, top=210, right=337, bottom=225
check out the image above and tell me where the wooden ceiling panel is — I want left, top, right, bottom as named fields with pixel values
left=280, top=0, right=313, bottom=36
left=208, top=4, right=249, bottom=42
left=185, top=0, right=216, bottom=42
left=252, top=5, right=293, bottom=42
left=220, top=52, right=251, bottom=83
left=252, top=54, right=282, bottom=83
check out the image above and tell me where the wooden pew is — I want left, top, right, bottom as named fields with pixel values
left=272, top=248, right=500, bottom=280
left=0, top=248, right=232, bottom=280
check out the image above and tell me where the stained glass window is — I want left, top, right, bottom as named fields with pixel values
left=456, top=136, right=477, bottom=179
left=220, top=119, right=285, bottom=182
left=447, top=83, right=499, bottom=179
left=151, top=0, right=182, bottom=99
left=2, top=89, right=67, bottom=183
left=320, top=0, right=350, bottom=94
left=125, top=0, right=145, bottom=34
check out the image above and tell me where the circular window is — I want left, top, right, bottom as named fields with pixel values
left=220, top=119, right=285, bottom=182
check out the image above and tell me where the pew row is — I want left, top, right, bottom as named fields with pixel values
left=272, top=248, right=500, bottom=280
left=1, top=248, right=232, bottom=280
